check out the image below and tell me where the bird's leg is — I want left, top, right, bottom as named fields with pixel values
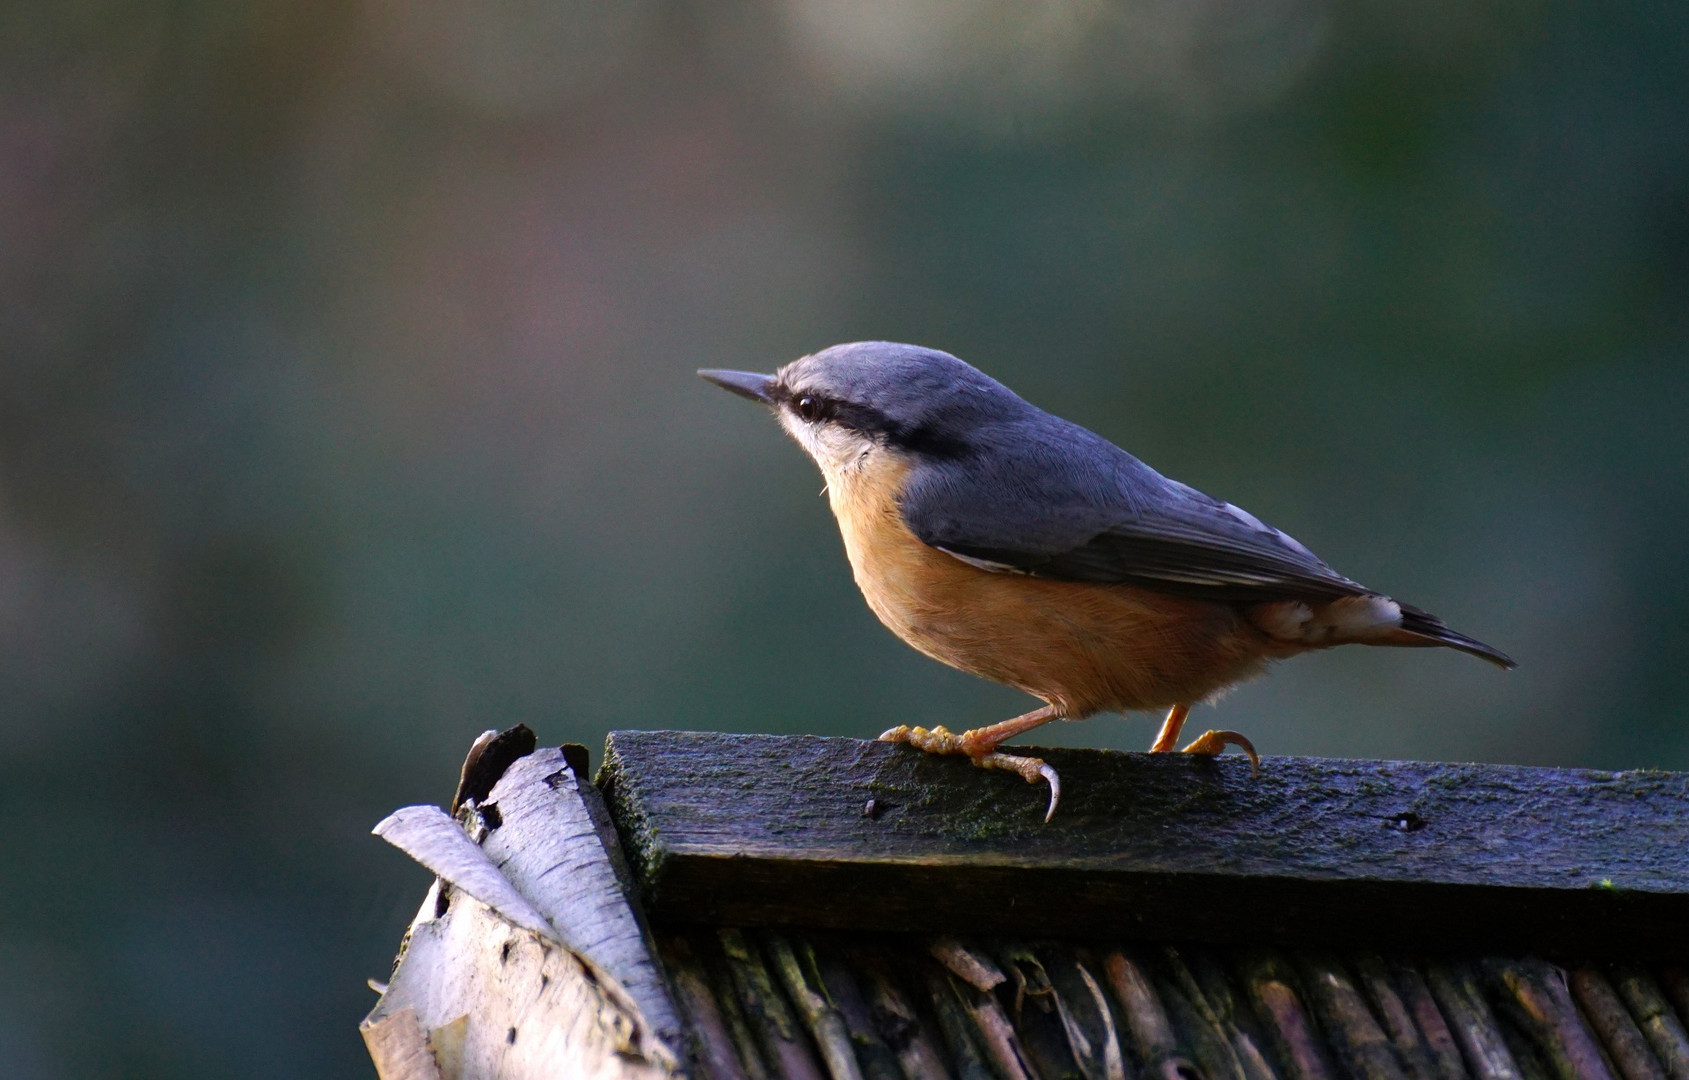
left=879, top=705, right=1064, bottom=821
left=1149, top=703, right=1191, bottom=752
left=1150, top=703, right=1260, bottom=774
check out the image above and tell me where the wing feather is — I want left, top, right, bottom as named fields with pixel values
left=898, top=416, right=1366, bottom=605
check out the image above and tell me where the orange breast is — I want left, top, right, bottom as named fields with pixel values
left=827, top=454, right=1282, bottom=716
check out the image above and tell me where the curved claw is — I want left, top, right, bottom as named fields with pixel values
left=1181, top=729, right=1261, bottom=775
left=877, top=725, right=1064, bottom=822
left=972, top=752, right=1061, bottom=821
left=1039, top=762, right=1062, bottom=822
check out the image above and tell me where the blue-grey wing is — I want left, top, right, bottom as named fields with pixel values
left=898, top=418, right=1366, bottom=604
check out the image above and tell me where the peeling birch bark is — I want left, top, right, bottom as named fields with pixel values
left=363, top=744, right=682, bottom=1080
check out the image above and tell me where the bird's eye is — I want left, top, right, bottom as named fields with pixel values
left=794, top=395, right=827, bottom=423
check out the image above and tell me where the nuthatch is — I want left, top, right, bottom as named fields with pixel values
left=701, top=342, right=1514, bottom=820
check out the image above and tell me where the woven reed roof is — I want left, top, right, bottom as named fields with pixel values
left=654, top=926, right=1689, bottom=1080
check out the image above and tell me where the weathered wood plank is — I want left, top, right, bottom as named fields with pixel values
left=597, top=731, right=1689, bottom=956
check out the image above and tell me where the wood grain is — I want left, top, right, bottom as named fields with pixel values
left=598, top=731, right=1689, bottom=956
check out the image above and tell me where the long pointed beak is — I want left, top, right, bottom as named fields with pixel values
left=698, top=369, right=776, bottom=404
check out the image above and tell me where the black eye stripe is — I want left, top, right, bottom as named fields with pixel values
left=778, top=387, right=972, bottom=458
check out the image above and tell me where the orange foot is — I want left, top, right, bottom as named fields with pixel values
left=1179, top=729, right=1261, bottom=775
left=879, top=705, right=1063, bottom=822
left=1150, top=703, right=1261, bottom=775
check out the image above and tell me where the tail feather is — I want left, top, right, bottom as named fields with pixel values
left=1392, top=602, right=1516, bottom=669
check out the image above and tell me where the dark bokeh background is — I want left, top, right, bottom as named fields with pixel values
left=3, top=0, right=1687, bottom=1074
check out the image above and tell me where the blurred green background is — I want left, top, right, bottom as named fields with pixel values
left=3, top=0, right=1687, bottom=1074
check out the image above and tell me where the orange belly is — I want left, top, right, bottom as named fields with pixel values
left=827, top=456, right=1284, bottom=717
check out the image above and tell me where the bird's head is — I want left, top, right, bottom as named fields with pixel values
left=698, top=342, right=1022, bottom=485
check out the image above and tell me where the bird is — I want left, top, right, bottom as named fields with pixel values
left=699, top=342, right=1514, bottom=821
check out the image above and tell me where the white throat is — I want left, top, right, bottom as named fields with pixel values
left=779, top=413, right=879, bottom=494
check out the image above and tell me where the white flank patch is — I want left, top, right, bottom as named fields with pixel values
left=1319, top=595, right=1403, bottom=636
left=1254, top=595, right=1402, bottom=644
left=1253, top=601, right=1314, bottom=640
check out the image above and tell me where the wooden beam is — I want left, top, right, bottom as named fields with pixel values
left=597, top=731, right=1689, bottom=957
